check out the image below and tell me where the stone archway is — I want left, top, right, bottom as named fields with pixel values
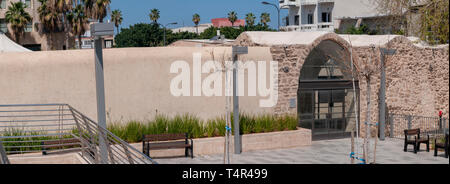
left=297, top=39, right=360, bottom=140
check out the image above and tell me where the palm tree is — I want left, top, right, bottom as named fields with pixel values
left=54, top=0, right=73, bottom=49
left=83, top=0, right=95, bottom=18
left=67, top=4, right=88, bottom=49
left=111, top=9, right=123, bottom=34
left=192, top=13, right=200, bottom=34
left=260, top=12, right=271, bottom=27
left=227, top=11, right=237, bottom=27
left=93, top=0, right=111, bottom=22
left=245, top=13, right=256, bottom=27
left=38, top=0, right=60, bottom=50
left=149, top=8, right=160, bottom=24
left=5, top=1, right=32, bottom=43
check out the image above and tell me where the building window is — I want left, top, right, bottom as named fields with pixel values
left=294, top=15, right=299, bottom=25
left=105, top=40, right=113, bottom=48
left=1, top=0, right=7, bottom=9
left=25, top=22, right=32, bottom=32
left=322, top=12, right=331, bottom=23
left=307, top=14, right=314, bottom=24
left=284, top=16, right=289, bottom=26
left=0, top=19, right=7, bottom=33
left=24, top=0, right=31, bottom=8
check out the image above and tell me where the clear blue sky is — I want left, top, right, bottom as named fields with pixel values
left=108, top=0, right=288, bottom=29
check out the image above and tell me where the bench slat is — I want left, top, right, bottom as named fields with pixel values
left=143, top=133, right=187, bottom=142
left=149, top=141, right=190, bottom=149
left=404, top=129, right=420, bottom=135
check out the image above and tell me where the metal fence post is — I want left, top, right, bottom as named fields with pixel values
left=444, top=118, right=448, bottom=135
left=407, top=115, right=412, bottom=130
left=389, top=116, right=394, bottom=138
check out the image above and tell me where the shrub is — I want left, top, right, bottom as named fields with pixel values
left=106, top=113, right=298, bottom=143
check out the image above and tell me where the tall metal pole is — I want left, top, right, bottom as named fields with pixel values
left=233, top=53, right=241, bottom=154
left=94, top=36, right=108, bottom=163
left=262, top=2, right=281, bottom=31
left=162, top=22, right=177, bottom=46
left=379, top=52, right=386, bottom=141
left=163, top=28, right=166, bottom=46
left=231, top=46, right=247, bottom=154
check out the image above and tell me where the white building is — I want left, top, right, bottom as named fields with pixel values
left=75, top=23, right=114, bottom=49
left=171, top=23, right=213, bottom=34
left=280, top=0, right=381, bottom=32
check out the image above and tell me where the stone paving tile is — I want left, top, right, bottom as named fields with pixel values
left=153, top=138, right=449, bottom=164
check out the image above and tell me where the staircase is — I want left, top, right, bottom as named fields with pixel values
left=0, top=104, right=156, bottom=164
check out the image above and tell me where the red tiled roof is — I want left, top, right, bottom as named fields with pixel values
left=211, top=18, right=245, bottom=28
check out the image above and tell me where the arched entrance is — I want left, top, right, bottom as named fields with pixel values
left=298, top=40, right=360, bottom=140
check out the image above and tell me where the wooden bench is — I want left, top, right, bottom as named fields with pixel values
left=142, top=133, right=193, bottom=158
left=434, top=133, right=448, bottom=158
left=41, top=138, right=82, bottom=155
left=404, top=129, right=429, bottom=154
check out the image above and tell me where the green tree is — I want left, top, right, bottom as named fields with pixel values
left=67, top=4, right=88, bottom=49
left=111, top=9, right=123, bottom=33
left=344, top=24, right=378, bottom=35
left=373, top=0, right=412, bottom=36
left=419, top=0, right=449, bottom=44
left=149, top=9, right=160, bottom=24
left=115, top=23, right=163, bottom=47
left=115, top=23, right=200, bottom=48
left=245, top=13, right=256, bottom=27
left=199, top=24, right=275, bottom=40
left=260, top=13, right=271, bottom=27
left=199, top=26, right=219, bottom=39
left=5, top=1, right=32, bottom=43
left=192, top=13, right=201, bottom=34
left=93, top=0, right=111, bottom=22
left=228, top=11, right=237, bottom=27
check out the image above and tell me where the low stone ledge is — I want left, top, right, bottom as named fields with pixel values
left=131, top=128, right=311, bottom=158
left=8, top=152, right=84, bottom=164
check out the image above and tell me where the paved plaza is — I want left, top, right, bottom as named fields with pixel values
left=154, top=138, right=449, bottom=164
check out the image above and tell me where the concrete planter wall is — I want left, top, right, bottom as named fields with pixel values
left=8, top=128, right=311, bottom=163
left=132, top=128, right=311, bottom=158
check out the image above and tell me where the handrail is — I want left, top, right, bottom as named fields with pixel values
left=0, top=104, right=156, bottom=164
left=0, top=140, right=10, bottom=164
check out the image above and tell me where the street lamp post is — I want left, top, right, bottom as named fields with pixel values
left=231, top=46, right=248, bottom=155
left=161, top=22, right=177, bottom=46
left=91, top=22, right=114, bottom=164
left=379, top=48, right=396, bottom=141
left=262, top=1, right=280, bottom=31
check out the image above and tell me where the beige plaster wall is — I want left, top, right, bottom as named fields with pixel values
left=0, top=47, right=276, bottom=123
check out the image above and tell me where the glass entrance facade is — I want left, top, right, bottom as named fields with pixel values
left=298, top=40, right=360, bottom=140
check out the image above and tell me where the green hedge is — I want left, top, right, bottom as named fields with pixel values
left=108, top=113, right=298, bottom=143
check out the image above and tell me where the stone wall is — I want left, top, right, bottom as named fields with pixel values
left=235, top=32, right=449, bottom=137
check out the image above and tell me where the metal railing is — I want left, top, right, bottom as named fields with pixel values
left=0, top=104, right=156, bottom=164
left=387, top=114, right=448, bottom=139
left=0, top=140, right=9, bottom=164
